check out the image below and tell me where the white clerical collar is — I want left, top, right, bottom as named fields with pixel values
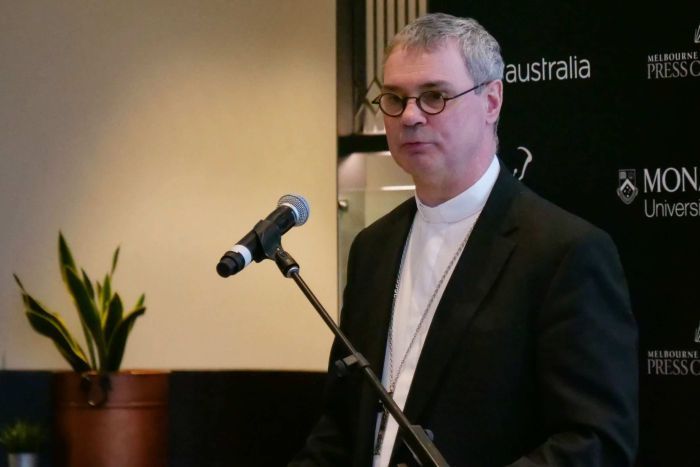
left=415, top=155, right=500, bottom=224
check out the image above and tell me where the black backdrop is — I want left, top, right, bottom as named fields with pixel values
left=430, top=1, right=699, bottom=465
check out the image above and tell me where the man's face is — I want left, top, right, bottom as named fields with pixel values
left=382, top=40, right=501, bottom=194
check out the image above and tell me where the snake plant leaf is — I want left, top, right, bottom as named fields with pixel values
left=103, top=293, right=123, bottom=344
left=64, top=266, right=107, bottom=367
left=80, top=319, right=98, bottom=371
left=59, top=234, right=98, bottom=367
left=15, top=273, right=92, bottom=371
left=80, top=269, right=99, bottom=366
left=58, top=237, right=98, bottom=368
left=20, top=291, right=85, bottom=354
left=26, top=310, right=91, bottom=372
left=18, top=295, right=89, bottom=366
left=105, top=306, right=145, bottom=371
left=17, top=234, right=144, bottom=373
left=101, top=274, right=112, bottom=314
left=110, top=246, right=120, bottom=276
left=13, top=274, right=27, bottom=292
left=58, top=232, right=77, bottom=286
left=81, top=269, right=95, bottom=302
left=135, top=293, right=145, bottom=309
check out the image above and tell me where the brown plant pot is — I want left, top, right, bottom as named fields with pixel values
left=52, top=370, right=169, bottom=467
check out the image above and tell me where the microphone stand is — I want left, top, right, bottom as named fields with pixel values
left=248, top=224, right=448, bottom=466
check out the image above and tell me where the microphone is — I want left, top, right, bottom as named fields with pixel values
left=216, top=194, right=310, bottom=278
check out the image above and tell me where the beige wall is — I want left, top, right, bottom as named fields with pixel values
left=0, top=1, right=336, bottom=370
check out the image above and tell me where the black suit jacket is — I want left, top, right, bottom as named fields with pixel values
left=291, top=166, right=638, bottom=466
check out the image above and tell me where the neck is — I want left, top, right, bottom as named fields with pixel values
left=415, top=152, right=495, bottom=207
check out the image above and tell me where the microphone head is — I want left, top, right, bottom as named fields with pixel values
left=278, top=194, right=310, bottom=226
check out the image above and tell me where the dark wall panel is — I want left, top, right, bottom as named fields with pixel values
left=430, top=1, right=699, bottom=465
left=0, top=370, right=325, bottom=467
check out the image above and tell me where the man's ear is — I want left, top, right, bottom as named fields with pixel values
left=484, top=80, right=503, bottom=124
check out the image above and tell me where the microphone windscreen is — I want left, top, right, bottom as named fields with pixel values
left=278, top=194, right=310, bottom=226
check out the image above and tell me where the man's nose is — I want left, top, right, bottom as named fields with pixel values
left=400, top=98, right=427, bottom=126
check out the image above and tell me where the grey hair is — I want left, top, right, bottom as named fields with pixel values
left=385, top=13, right=504, bottom=91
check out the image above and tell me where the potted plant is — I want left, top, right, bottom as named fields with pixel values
left=14, top=232, right=145, bottom=374
left=0, top=419, right=44, bottom=467
left=13, top=233, right=168, bottom=467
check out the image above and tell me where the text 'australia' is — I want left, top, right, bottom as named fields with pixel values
left=505, top=56, right=591, bottom=83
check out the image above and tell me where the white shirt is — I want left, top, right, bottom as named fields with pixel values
left=373, top=155, right=500, bottom=467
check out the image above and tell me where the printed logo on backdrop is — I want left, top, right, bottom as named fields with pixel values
left=647, top=350, right=700, bottom=376
left=616, top=169, right=638, bottom=205
left=505, top=56, right=591, bottom=83
left=503, top=146, right=534, bottom=180
left=616, top=166, right=700, bottom=218
left=646, top=24, right=700, bottom=79
left=513, top=147, right=533, bottom=180
left=648, top=323, right=700, bottom=376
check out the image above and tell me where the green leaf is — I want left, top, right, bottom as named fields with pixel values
left=105, top=306, right=145, bottom=371
left=102, top=274, right=112, bottom=313
left=22, top=294, right=82, bottom=350
left=64, top=267, right=106, bottom=368
left=16, top=234, right=143, bottom=373
left=16, top=288, right=91, bottom=372
left=135, top=293, right=145, bottom=309
left=81, top=320, right=97, bottom=370
left=26, top=311, right=91, bottom=372
left=12, top=273, right=27, bottom=295
left=79, top=270, right=98, bottom=367
left=111, top=246, right=120, bottom=276
left=0, top=420, right=45, bottom=452
left=13, top=274, right=26, bottom=292
left=58, top=232, right=77, bottom=286
left=82, top=269, right=95, bottom=303
left=103, top=293, right=123, bottom=344
left=16, top=286, right=85, bottom=358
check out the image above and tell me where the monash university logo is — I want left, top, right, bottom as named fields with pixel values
left=616, top=166, right=700, bottom=218
left=617, top=169, right=638, bottom=205
left=695, top=24, right=700, bottom=44
left=695, top=320, right=700, bottom=343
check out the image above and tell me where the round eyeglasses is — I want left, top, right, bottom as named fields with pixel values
left=372, top=82, right=487, bottom=117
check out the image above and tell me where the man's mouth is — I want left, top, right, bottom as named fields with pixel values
left=402, top=141, right=431, bottom=148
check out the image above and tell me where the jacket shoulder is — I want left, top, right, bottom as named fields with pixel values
left=354, top=196, right=416, bottom=244
left=512, top=180, right=616, bottom=253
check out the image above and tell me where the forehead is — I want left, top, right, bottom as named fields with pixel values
left=382, top=40, right=472, bottom=91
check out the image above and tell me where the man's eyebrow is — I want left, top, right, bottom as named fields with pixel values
left=381, top=81, right=453, bottom=93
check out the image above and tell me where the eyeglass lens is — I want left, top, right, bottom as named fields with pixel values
left=379, top=91, right=445, bottom=116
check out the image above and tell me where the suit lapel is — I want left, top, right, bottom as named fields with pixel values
left=402, top=167, right=521, bottom=422
left=361, top=199, right=418, bottom=375
left=354, top=199, right=417, bottom=466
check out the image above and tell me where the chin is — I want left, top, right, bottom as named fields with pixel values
left=394, top=154, right=440, bottom=178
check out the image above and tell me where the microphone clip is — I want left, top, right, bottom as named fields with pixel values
left=252, top=219, right=282, bottom=262
left=253, top=220, right=300, bottom=277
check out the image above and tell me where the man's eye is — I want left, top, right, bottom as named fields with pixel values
left=420, top=91, right=445, bottom=107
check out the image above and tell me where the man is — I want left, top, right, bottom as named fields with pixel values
left=291, top=13, right=638, bottom=467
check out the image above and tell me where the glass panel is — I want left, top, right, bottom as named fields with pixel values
left=337, top=0, right=427, bottom=309
left=337, top=151, right=415, bottom=306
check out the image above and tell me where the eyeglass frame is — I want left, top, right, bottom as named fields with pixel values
left=371, top=81, right=489, bottom=117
